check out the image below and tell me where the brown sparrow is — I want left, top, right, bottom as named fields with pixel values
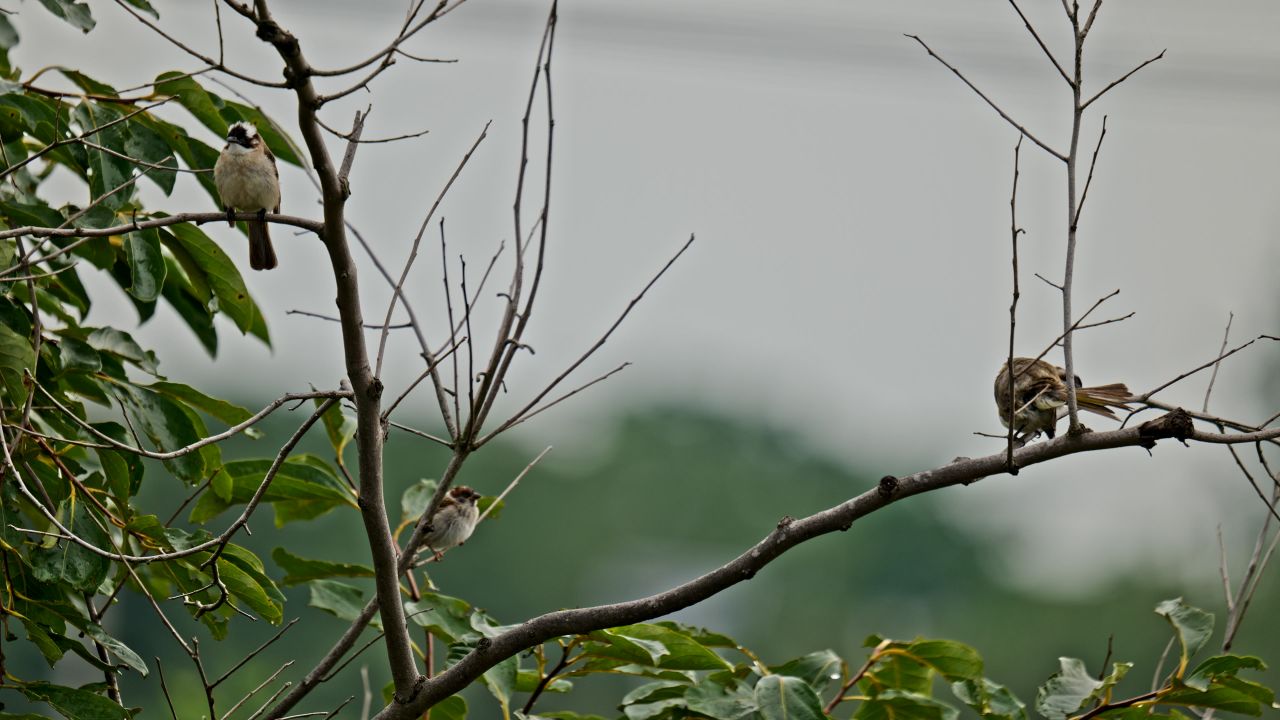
left=213, top=122, right=280, bottom=271
left=994, top=357, right=1131, bottom=444
left=420, top=486, right=481, bottom=561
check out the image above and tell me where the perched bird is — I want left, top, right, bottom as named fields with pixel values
left=994, top=357, right=1131, bottom=445
left=420, top=485, right=481, bottom=561
left=213, top=122, right=280, bottom=271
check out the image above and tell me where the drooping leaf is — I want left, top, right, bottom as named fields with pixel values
left=1155, top=598, right=1214, bottom=674
left=272, top=546, right=373, bottom=585
left=188, top=456, right=352, bottom=526
left=685, top=677, right=757, bottom=719
left=162, top=222, right=269, bottom=344
left=20, top=680, right=129, bottom=720
left=34, top=0, right=96, bottom=33
left=769, top=650, right=843, bottom=692
left=123, top=228, right=165, bottom=302
left=317, top=397, right=355, bottom=459
left=755, top=675, right=827, bottom=720
left=1035, top=658, right=1103, bottom=720
left=121, top=384, right=207, bottom=483
left=951, top=677, right=1027, bottom=720
left=81, top=623, right=149, bottom=676
left=148, top=381, right=252, bottom=425
left=308, top=579, right=375, bottom=627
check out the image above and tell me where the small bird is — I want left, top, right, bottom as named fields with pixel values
left=420, top=485, right=481, bottom=561
left=994, top=357, right=1131, bottom=445
left=213, top=122, right=280, bottom=271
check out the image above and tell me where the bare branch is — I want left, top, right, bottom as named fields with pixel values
left=1081, top=50, right=1165, bottom=110
left=1135, top=335, right=1278, bottom=402
left=478, top=235, right=694, bottom=446
left=1006, top=0, right=1072, bottom=86
left=1202, top=312, right=1234, bottom=412
left=905, top=34, right=1067, bottom=162
left=1073, top=115, right=1107, bottom=227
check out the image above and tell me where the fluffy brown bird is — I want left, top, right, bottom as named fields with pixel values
left=214, top=122, right=280, bottom=271
left=994, top=357, right=1131, bottom=444
left=420, top=485, right=481, bottom=561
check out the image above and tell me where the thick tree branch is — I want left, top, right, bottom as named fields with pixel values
left=374, top=410, right=1275, bottom=719
left=245, top=0, right=421, bottom=702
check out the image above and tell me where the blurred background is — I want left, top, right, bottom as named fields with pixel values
left=10, top=0, right=1280, bottom=716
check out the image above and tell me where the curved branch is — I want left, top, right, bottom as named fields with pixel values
left=374, top=410, right=1276, bottom=719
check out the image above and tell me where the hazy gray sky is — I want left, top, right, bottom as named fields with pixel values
left=20, top=0, right=1280, bottom=596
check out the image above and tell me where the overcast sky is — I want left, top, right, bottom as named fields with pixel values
left=19, top=0, right=1280, bottom=596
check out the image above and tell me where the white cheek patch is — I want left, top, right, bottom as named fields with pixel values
left=224, top=143, right=254, bottom=155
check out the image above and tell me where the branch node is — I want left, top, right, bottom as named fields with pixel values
left=1138, top=408, right=1194, bottom=445
left=775, top=515, right=794, bottom=530
left=877, top=475, right=899, bottom=499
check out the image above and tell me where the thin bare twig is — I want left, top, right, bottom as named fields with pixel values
left=1202, top=312, right=1234, bottom=412
left=1081, top=50, right=1166, bottom=110
left=906, top=34, right=1066, bottom=162
left=478, top=235, right=694, bottom=446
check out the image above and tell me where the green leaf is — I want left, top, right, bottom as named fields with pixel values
left=589, top=624, right=730, bottom=671
left=755, top=675, right=827, bottom=720
left=484, top=653, right=518, bottom=716
left=405, top=591, right=475, bottom=643
left=20, top=681, right=129, bottom=720
left=162, top=222, right=269, bottom=343
left=1185, top=654, right=1267, bottom=692
left=653, top=621, right=739, bottom=648
left=1164, top=675, right=1273, bottom=716
left=1035, top=658, right=1103, bottom=720
left=0, top=320, right=34, bottom=402
left=951, top=678, right=1027, bottom=720
left=401, top=478, right=437, bottom=522
left=428, top=695, right=466, bottom=720
left=154, top=72, right=227, bottom=136
left=770, top=650, right=843, bottom=692
left=685, top=677, right=757, bottom=719
left=149, top=381, right=252, bottom=425
left=34, top=0, right=95, bottom=33
left=124, top=229, right=165, bottom=302
left=21, top=618, right=65, bottom=666
left=82, top=623, right=149, bottom=676
left=854, top=690, right=961, bottom=720
left=215, top=549, right=284, bottom=624
left=120, top=0, right=158, bottom=20
left=538, top=713, right=610, bottom=720
left=189, top=456, right=353, bottom=526
left=1155, top=598, right=1214, bottom=674
left=317, top=398, right=355, bottom=459
left=84, top=327, right=158, bottom=375
left=308, top=579, right=376, bottom=627
left=906, top=639, right=983, bottom=682
left=27, top=505, right=111, bottom=592
left=272, top=547, right=373, bottom=585
left=72, top=103, right=134, bottom=210
left=121, top=384, right=207, bottom=483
